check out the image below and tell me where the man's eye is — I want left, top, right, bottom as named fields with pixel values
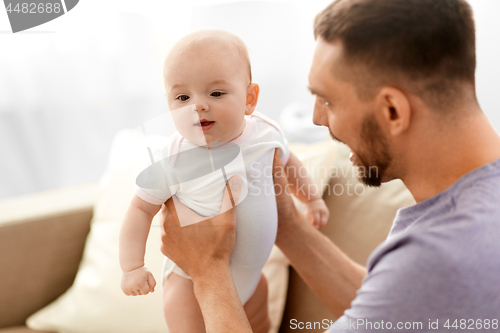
left=177, top=95, right=190, bottom=102
left=318, top=97, right=330, bottom=107
left=211, top=92, right=223, bottom=97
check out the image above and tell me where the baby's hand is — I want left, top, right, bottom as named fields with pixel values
left=121, top=266, right=156, bottom=296
left=303, top=198, right=330, bottom=228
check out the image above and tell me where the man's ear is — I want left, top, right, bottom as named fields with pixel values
left=245, top=83, right=260, bottom=115
left=375, top=87, right=411, bottom=137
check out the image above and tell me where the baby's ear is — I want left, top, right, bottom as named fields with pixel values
left=245, top=83, right=260, bottom=115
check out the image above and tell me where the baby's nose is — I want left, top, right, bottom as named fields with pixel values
left=194, top=100, right=209, bottom=112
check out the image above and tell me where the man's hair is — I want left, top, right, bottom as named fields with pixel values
left=314, top=0, right=477, bottom=110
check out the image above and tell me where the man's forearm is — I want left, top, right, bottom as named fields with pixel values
left=276, top=213, right=366, bottom=317
left=192, top=262, right=252, bottom=333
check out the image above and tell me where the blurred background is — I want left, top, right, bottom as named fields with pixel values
left=0, top=0, right=499, bottom=200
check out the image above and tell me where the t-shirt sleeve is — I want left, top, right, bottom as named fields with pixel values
left=329, top=232, right=467, bottom=332
left=277, top=128, right=290, bottom=165
left=135, top=186, right=171, bottom=206
left=251, top=112, right=290, bottom=164
left=134, top=140, right=180, bottom=205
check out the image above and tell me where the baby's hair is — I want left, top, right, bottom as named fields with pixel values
left=164, top=30, right=252, bottom=83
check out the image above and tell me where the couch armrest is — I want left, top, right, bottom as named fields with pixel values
left=0, top=183, right=99, bottom=328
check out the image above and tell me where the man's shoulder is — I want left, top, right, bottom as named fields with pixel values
left=370, top=159, right=500, bottom=272
left=453, top=162, right=500, bottom=214
left=416, top=158, right=500, bottom=228
left=360, top=223, right=500, bottom=321
left=374, top=199, right=500, bottom=272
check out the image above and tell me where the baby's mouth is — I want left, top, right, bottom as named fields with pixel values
left=194, top=119, right=215, bottom=131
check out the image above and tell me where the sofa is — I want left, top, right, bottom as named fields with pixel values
left=0, top=131, right=415, bottom=333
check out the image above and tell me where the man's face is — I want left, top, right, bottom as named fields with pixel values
left=308, top=39, right=393, bottom=187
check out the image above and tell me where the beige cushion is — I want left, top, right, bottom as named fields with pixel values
left=280, top=143, right=415, bottom=333
left=26, top=130, right=337, bottom=333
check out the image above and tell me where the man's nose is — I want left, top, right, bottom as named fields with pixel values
left=312, top=99, right=327, bottom=127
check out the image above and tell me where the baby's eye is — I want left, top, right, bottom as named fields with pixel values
left=211, top=92, right=223, bottom=97
left=177, top=95, right=190, bottom=102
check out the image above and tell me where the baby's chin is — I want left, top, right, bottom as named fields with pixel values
left=178, top=127, right=243, bottom=147
left=181, top=134, right=224, bottom=147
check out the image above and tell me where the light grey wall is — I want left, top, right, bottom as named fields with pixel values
left=470, top=0, right=500, bottom=131
left=0, top=0, right=499, bottom=200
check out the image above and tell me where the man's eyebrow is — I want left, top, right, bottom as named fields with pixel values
left=307, top=86, right=319, bottom=96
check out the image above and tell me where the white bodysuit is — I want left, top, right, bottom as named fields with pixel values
left=135, top=112, right=289, bottom=304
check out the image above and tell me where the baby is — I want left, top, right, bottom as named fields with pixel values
left=119, top=30, right=329, bottom=332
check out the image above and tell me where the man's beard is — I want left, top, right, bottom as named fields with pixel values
left=353, top=114, right=392, bottom=187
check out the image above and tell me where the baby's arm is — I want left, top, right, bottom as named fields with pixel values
left=284, top=151, right=330, bottom=228
left=119, top=195, right=162, bottom=295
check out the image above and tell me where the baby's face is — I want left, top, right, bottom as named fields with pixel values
left=164, top=44, right=252, bottom=146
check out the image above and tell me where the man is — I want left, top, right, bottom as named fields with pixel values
left=160, top=0, right=500, bottom=331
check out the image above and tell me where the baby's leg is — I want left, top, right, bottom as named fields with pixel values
left=244, top=273, right=271, bottom=333
left=164, top=271, right=270, bottom=333
left=163, top=272, right=205, bottom=333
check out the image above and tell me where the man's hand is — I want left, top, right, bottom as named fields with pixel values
left=159, top=176, right=242, bottom=280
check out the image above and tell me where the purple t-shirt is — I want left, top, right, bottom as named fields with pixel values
left=331, top=159, right=500, bottom=332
